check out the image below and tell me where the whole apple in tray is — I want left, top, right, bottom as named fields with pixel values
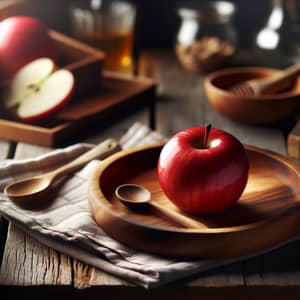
left=0, top=16, right=57, bottom=79
left=157, top=125, right=249, bottom=215
left=4, top=58, right=74, bottom=123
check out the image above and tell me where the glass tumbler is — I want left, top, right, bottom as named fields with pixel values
left=70, top=0, right=136, bottom=72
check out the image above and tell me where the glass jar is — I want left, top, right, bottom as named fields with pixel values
left=254, top=0, right=300, bottom=67
left=175, top=1, right=237, bottom=73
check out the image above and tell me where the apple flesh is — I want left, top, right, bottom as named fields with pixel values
left=4, top=58, right=74, bottom=123
left=16, top=69, right=74, bottom=123
left=0, top=16, right=57, bottom=79
left=157, top=126, right=249, bottom=215
left=4, top=57, right=56, bottom=109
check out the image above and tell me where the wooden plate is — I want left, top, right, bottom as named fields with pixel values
left=88, top=143, right=300, bottom=258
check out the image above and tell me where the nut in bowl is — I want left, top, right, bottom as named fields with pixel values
left=204, top=67, right=300, bottom=124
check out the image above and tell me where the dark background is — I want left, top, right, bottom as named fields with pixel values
left=26, top=0, right=271, bottom=52
left=132, top=0, right=270, bottom=50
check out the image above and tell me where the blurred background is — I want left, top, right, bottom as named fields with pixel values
left=3, top=0, right=300, bottom=71
left=21, top=0, right=269, bottom=50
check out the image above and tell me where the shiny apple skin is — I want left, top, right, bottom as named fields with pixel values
left=157, top=126, right=249, bottom=215
left=0, top=16, right=57, bottom=79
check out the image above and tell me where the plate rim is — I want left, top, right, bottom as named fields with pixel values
left=88, top=142, right=300, bottom=257
left=88, top=142, right=300, bottom=234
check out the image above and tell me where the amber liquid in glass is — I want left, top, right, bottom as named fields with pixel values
left=77, top=30, right=133, bottom=72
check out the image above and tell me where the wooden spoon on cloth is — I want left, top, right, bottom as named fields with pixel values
left=4, top=139, right=120, bottom=208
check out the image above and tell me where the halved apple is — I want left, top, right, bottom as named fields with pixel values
left=4, top=57, right=74, bottom=123
left=5, top=57, right=56, bottom=109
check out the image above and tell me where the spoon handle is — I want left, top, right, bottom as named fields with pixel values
left=253, top=63, right=300, bottom=94
left=50, top=139, right=120, bottom=179
left=150, top=201, right=207, bottom=229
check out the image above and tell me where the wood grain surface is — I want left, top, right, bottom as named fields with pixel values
left=1, top=50, right=300, bottom=296
left=288, top=120, right=300, bottom=159
left=89, top=143, right=300, bottom=258
left=0, top=140, right=11, bottom=267
left=138, top=51, right=287, bottom=155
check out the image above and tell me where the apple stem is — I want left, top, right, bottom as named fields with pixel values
left=203, top=123, right=212, bottom=148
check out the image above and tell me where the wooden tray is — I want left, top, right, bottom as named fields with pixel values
left=88, top=143, right=300, bottom=258
left=49, top=30, right=105, bottom=97
left=0, top=72, right=156, bottom=146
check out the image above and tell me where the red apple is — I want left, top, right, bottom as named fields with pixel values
left=157, top=125, right=249, bottom=215
left=0, top=16, right=57, bottom=79
left=4, top=57, right=74, bottom=123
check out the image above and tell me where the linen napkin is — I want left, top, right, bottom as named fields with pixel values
left=0, top=122, right=297, bottom=289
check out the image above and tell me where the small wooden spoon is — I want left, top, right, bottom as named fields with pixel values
left=5, top=138, right=120, bottom=207
left=115, top=184, right=207, bottom=229
left=230, top=63, right=300, bottom=96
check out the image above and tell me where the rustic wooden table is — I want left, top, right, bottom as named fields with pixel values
left=1, top=50, right=300, bottom=298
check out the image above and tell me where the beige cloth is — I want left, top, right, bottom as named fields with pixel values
left=0, top=123, right=297, bottom=288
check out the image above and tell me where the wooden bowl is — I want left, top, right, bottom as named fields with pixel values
left=88, top=143, right=300, bottom=258
left=204, top=67, right=300, bottom=124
